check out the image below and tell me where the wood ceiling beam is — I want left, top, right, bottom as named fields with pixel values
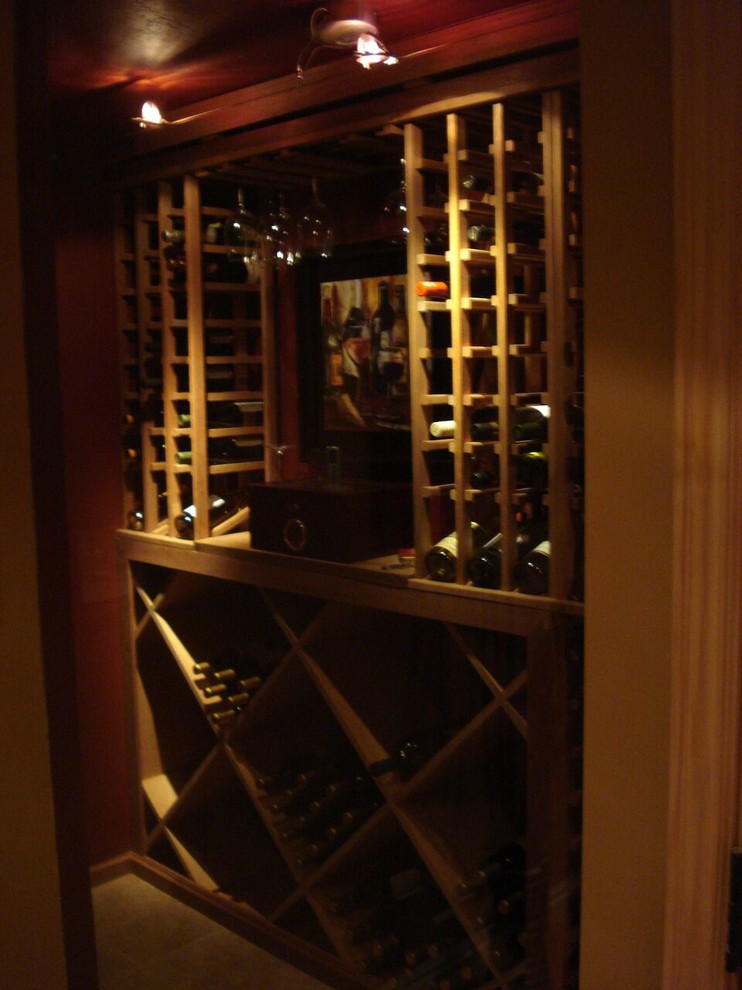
left=112, top=0, right=578, bottom=169
left=109, top=44, right=579, bottom=186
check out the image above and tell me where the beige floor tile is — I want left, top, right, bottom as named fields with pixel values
left=92, top=874, right=335, bottom=990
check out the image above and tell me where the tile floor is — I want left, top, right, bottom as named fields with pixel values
left=92, top=872, right=335, bottom=990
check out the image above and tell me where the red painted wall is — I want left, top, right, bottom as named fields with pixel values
left=53, top=146, right=135, bottom=864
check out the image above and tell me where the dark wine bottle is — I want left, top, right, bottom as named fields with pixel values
left=369, top=725, right=459, bottom=780
left=467, top=224, right=495, bottom=246
left=512, top=403, right=549, bottom=441
left=425, top=522, right=487, bottom=583
left=462, top=173, right=492, bottom=198
left=470, top=421, right=497, bottom=441
left=174, top=490, right=249, bottom=539
left=370, top=280, right=396, bottom=392
left=359, top=934, right=404, bottom=975
left=161, top=228, right=185, bottom=244
left=467, top=521, right=548, bottom=589
left=175, top=437, right=263, bottom=465
left=268, top=765, right=345, bottom=816
left=458, top=842, right=526, bottom=899
left=489, top=924, right=527, bottom=972
left=324, top=798, right=382, bottom=842
left=513, top=540, right=550, bottom=595
left=469, top=404, right=550, bottom=442
left=177, top=400, right=263, bottom=428
left=497, top=888, right=526, bottom=922
left=126, top=508, right=144, bottom=531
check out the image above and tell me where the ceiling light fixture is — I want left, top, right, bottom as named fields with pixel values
left=297, top=4, right=398, bottom=80
left=132, top=100, right=214, bottom=129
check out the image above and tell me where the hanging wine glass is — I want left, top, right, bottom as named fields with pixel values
left=295, top=177, right=334, bottom=261
left=380, top=157, right=408, bottom=244
left=264, top=191, right=296, bottom=268
left=224, top=187, right=262, bottom=282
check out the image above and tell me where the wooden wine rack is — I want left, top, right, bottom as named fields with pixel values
left=115, top=63, right=584, bottom=990
left=122, top=537, right=583, bottom=990
left=405, top=88, right=583, bottom=601
left=114, top=175, right=278, bottom=540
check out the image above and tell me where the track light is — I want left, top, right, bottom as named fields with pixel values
left=355, top=33, right=398, bottom=69
left=132, top=100, right=215, bottom=129
left=297, top=5, right=398, bottom=79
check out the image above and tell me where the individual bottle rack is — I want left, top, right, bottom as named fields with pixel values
left=114, top=176, right=277, bottom=540
left=125, top=554, right=583, bottom=990
left=405, top=88, right=583, bottom=601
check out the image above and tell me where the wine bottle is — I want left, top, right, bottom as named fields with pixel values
left=369, top=725, right=459, bottom=780
left=391, top=282, right=408, bottom=349
left=515, top=449, right=548, bottom=490
left=458, top=842, right=526, bottom=899
left=225, top=691, right=252, bottom=710
left=469, top=469, right=495, bottom=490
left=489, top=924, right=527, bottom=972
left=429, top=420, right=455, bottom=439
left=126, top=509, right=144, bottom=531
left=164, top=246, right=186, bottom=284
left=470, top=421, right=497, bottom=441
left=466, top=532, right=506, bottom=588
left=415, top=279, right=449, bottom=300
left=513, top=403, right=549, bottom=440
left=359, top=934, right=404, bottom=975
left=161, top=228, right=185, bottom=244
left=177, top=400, right=263, bottom=428
left=513, top=540, right=550, bottom=595
left=176, top=437, right=263, bottom=465
left=324, top=798, right=381, bottom=842
left=269, top=765, right=345, bottom=816
left=425, top=523, right=487, bottom=583
left=467, top=224, right=494, bottom=246
left=174, top=490, right=249, bottom=539
left=470, top=404, right=550, bottom=442
left=204, top=330, right=237, bottom=357
left=203, top=366, right=236, bottom=391
left=203, top=255, right=248, bottom=283
left=468, top=520, right=548, bottom=589
left=438, top=951, right=491, bottom=989
left=370, top=280, right=396, bottom=392
left=202, top=682, right=227, bottom=698
left=462, top=173, right=492, bottom=198
left=497, top=888, right=526, bottom=922
left=281, top=779, right=373, bottom=840
left=210, top=709, right=237, bottom=727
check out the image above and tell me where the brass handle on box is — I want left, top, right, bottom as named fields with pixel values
left=283, top=517, right=307, bottom=553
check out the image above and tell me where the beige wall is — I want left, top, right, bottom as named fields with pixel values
left=581, top=0, right=674, bottom=986
left=0, top=3, right=69, bottom=987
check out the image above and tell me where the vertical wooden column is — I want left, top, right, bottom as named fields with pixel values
left=260, top=250, right=278, bottom=481
left=663, top=1, right=742, bottom=987
left=580, top=0, right=674, bottom=986
left=446, top=112, right=468, bottom=583
left=491, top=100, right=516, bottom=588
left=541, top=90, right=575, bottom=601
left=183, top=175, right=209, bottom=539
left=405, top=123, right=437, bottom=574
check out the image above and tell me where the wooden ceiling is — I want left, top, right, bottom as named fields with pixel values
left=48, top=0, right=532, bottom=121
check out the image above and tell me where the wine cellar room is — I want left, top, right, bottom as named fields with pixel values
left=2, top=2, right=741, bottom=990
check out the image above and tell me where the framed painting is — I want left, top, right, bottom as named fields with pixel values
left=295, top=243, right=411, bottom=482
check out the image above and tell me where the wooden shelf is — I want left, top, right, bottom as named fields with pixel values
left=123, top=534, right=582, bottom=988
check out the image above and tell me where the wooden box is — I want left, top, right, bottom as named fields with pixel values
left=247, top=478, right=413, bottom=562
